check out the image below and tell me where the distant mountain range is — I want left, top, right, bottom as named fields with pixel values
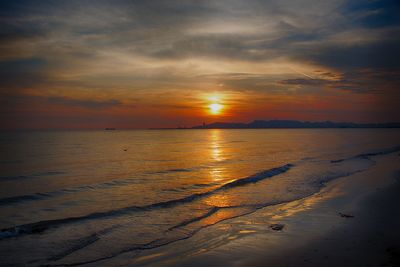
left=190, top=120, right=400, bottom=129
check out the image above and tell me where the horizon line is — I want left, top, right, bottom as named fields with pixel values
left=2, top=119, right=400, bottom=131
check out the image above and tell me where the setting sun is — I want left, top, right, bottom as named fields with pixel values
left=209, top=103, right=223, bottom=115
left=205, top=93, right=225, bottom=115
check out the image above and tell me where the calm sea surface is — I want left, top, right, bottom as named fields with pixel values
left=0, top=129, right=399, bottom=266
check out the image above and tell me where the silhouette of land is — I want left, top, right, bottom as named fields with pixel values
left=189, top=120, right=400, bottom=129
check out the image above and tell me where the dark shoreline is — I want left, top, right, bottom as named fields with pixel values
left=150, top=120, right=400, bottom=130
left=149, top=127, right=400, bottom=130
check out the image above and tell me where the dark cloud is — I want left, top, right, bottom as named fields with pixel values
left=0, top=58, right=48, bottom=90
left=291, top=38, right=400, bottom=70
left=48, top=97, right=122, bottom=109
left=345, top=0, right=400, bottom=29
left=0, top=22, right=47, bottom=44
left=281, top=79, right=330, bottom=86
left=281, top=69, right=400, bottom=93
left=1, top=95, right=122, bottom=110
left=1, top=0, right=399, bottom=67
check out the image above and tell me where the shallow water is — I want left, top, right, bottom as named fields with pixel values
left=0, top=129, right=399, bottom=266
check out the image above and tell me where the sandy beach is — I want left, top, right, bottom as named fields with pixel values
left=115, top=153, right=400, bottom=267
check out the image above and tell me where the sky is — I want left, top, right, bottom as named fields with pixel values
left=0, top=0, right=399, bottom=129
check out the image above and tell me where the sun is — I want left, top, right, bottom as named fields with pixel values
left=209, top=103, right=223, bottom=115
left=204, top=93, right=226, bottom=115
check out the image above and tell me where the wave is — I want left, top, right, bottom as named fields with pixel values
left=0, top=193, right=53, bottom=206
left=43, top=206, right=262, bottom=267
left=0, top=171, right=66, bottom=181
left=162, top=181, right=221, bottom=193
left=153, top=168, right=194, bottom=174
left=0, top=161, right=243, bottom=207
left=0, top=166, right=219, bottom=206
left=168, top=206, right=220, bottom=231
left=46, top=208, right=223, bottom=263
left=0, top=176, right=147, bottom=206
left=331, top=145, right=400, bottom=163
left=42, top=163, right=373, bottom=266
left=0, top=164, right=294, bottom=240
left=47, top=226, right=117, bottom=262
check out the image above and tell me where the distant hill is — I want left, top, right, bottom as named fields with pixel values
left=191, top=120, right=400, bottom=129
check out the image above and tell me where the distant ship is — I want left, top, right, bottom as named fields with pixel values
left=104, top=128, right=116, bottom=130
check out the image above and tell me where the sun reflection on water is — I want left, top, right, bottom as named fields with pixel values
left=210, top=129, right=224, bottom=162
left=205, top=129, right=237, bottom=207
left=209, top=130, right=225, bottom=182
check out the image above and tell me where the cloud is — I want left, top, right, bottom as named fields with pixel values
left=0, top=57, right=48, bottom=90
left=1, top=95, right=122, bottom=110
left=48, top=96, right=122, bottom=109
left=280, top=78, right=330, bottom=86
left=0, top=0, right=399, bottom=127
left=290, top=37, right=400, bottom=70
left=281, top=69, right=400, bottom=93
left=2, top=0, right=398, bottom=67
left=345, top=0, right=400, bottom=29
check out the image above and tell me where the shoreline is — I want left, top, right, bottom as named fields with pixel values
left=245, top=153, right=400, bottom=267
left=114, top=153, right=400, bottom=267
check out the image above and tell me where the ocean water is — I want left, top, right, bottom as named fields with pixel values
left=0, top=129, right=399, bottom=266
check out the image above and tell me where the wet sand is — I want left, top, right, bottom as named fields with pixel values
left=245, top=154, right=400, bottom=267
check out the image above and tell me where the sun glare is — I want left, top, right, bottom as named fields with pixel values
left=209, top=103, right=223, bottom=115
left=204, top=93, right=226, bottom=115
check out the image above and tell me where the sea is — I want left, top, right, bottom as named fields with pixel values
left=0, top=129, right=399, bottom=266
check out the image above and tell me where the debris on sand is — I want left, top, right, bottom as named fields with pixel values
left=339, top=212, right=354, bottom=218
left=270, top=223, right=285, bottom=231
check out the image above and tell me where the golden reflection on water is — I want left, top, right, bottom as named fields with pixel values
left=270, top=184, right=344, bottom=220
left=209, top=130, right=225, bottom=182
left=205, top=130, right=235, bottom=207
left=132, top=252, right=166, bottom=264
left=204, top=192, right=234, bottom=207
left=210, top=129, right=224, bottom=162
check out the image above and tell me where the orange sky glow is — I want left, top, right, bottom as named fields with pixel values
left=1, top=1, right=399, bottom=129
